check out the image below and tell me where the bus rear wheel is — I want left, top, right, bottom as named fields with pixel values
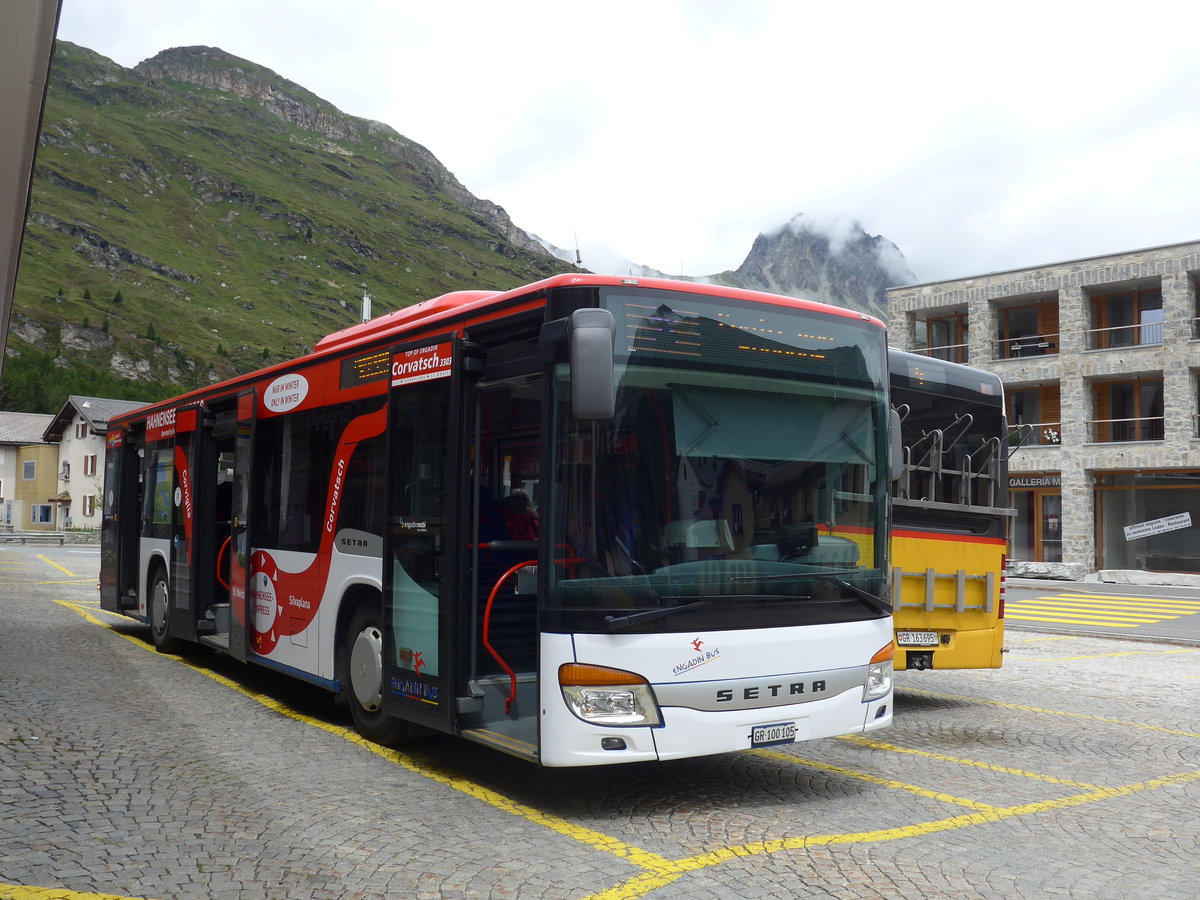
left=149, top=565, right=182, bottom=654
left=342, top=603, right=409, bottom=746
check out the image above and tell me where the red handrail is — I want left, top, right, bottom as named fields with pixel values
left=482, top=558, right=537, bottom=713
left=216, top=536, right=232, bottom=592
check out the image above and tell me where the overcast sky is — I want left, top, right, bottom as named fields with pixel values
left=56, top=0, right=1200, bottom=283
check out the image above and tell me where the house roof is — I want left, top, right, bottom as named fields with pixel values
left=0, top=410, right=54, bottom=445
left=42, top=395, right=151, bottom=441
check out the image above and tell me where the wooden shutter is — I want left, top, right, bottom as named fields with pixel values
left=1040, top=387, right=1061, bottom=443
left=1038, top=303, right=1060, bottom=350
left=1093, top=383, right=1110, bottom=442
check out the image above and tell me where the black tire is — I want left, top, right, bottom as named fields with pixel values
left=341, top=601, right=409, bottom=746
left=148, top=564, right=183, bottom=653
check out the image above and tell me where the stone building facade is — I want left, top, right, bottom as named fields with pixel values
left=888, top=239, right=1200, bottom=584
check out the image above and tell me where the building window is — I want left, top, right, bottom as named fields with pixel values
left=83, top=495, right=96, bottom=517
left=1089, top=287, right=1163, bottom=349
left=22, top=460, right=35, bottom=480
left=1091, top=377, right=1164, bottom=442
left=83, top=455, right=97, bottom=477
left=1096, top=471, right=1200, bottom=572
left=1007, top=386, right=1061, bottom=445
left=996, top=302, right=1059, bottom=359
left=61, top=461, right=71, bottom=481
left=922, top=313, right=968, bottom=363
left=75, top=422, right=89, bottom=439
left=31, top=504, right=53, bottom=525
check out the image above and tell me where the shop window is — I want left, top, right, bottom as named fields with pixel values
left=1092, top=377, right=1164, bottom=442
left=1089, top=287, right=1162, bottom=349
left=1096, top=471, right=1200, bottom=572
left=997, top=302, right=1059, bottom=359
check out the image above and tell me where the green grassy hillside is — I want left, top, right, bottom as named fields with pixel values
left=4, top=42, right=568, bottom=413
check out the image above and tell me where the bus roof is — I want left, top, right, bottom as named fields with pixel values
left=110, top=274, right=886, bottom=427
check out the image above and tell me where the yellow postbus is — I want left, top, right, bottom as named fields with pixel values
left=889, top=349, right=1018, bottom=671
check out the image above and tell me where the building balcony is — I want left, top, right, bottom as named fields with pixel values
left=1088, top=416, right=1165, bottom=443
left=1010, top=422, right=1062, bottom=447
left=995, top=333, right=1059, bottom=360
left=1086, top=322, right=1163, bottom=351
left=912, top=343, right=968, bottom=364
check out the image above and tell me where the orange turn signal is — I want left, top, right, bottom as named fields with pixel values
left=559, top=663, right=647, bottom=686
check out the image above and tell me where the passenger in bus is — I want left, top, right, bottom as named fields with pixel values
left=499, top=488, right=538, bottom=540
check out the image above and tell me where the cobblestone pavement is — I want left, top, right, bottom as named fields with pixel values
left=3, top=545, right=1200, bottom=899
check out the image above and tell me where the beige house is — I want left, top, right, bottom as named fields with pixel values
left=888, top=238, right=1200, bottom=584
left=0, top=412, right=54, bottom=530
left=42, top=395, right=149, bottom=530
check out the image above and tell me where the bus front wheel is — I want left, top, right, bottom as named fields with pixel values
left=342, top=603, right=409, bottom=746
left=149, top=565, right=182, bottom=654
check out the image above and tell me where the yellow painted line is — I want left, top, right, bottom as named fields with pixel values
left=1020, top=602, right=1184, bottom=618
left=582, top=769, right=1200, bottom=900
left=1010, top=605, right=1166, bottom=621
left=752, top=748, right=1000, bottom=811
left=0, top=578, right=97, bottom=587
left=1053, top=593, right=1200, bottom=608
left=38, top=555, right=77, bottom=577
left=0, top=887, right=151, bottom=900
left=837, top=735, right=1101, bottom=789
left=902, top=687, right=1200, bottom=739
left=1006, top=614, right=1140, bottom=627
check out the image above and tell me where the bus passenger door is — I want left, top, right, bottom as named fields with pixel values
left=381, top=338, right=459, bottom=734
left=167, top=404, right=206, bottom=643
left=100, top=427, right=142, bottom=614
left=225, top=390, right=256, bottom=662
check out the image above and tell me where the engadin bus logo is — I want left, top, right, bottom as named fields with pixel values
left=264, top=373, right=309, bottom=414
left=672, top=637, right=721, bottom=677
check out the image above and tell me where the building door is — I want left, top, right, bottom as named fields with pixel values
left=1010, top=485, right=1062, bottom=562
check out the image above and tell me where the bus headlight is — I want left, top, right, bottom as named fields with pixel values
left=559, top=663, right=662, bottom=727
left=864, top=641, right=895, bottom=701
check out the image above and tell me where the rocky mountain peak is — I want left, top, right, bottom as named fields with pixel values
left=716, top=215, right=914, bottom=321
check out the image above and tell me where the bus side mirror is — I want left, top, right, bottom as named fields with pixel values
left=890, top=408, right=903, bottom=481
left=569, top=308, right=616, bottom=420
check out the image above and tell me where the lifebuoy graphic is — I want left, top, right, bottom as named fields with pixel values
left=249, top=406, right=386, bottom=655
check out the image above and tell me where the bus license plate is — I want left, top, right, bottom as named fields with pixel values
left=751, top=722, right=797, bottom=748
left=897, top=630, right=939, bottom=647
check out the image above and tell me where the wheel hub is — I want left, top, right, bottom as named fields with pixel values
left=349, top=625, right=383, bottom=710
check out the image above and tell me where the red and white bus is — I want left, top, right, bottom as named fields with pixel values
left=101, top=274, right=895, bottom=766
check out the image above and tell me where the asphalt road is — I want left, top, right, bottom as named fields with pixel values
left=3, top=545, right=1200, bottom=900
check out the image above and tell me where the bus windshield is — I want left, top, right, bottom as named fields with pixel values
left=546, top=288, right=891, bottom=634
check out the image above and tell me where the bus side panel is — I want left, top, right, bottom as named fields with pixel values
left=891, top=529, right=1006, bottom=670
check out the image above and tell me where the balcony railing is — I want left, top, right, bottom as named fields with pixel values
left=1089, top=416, right=1165, bottom=443
left=995, top=333, right=1059, bottom=359
left=913, top=343, right=968, bottom=364
left=1009, top=422, right=1062, bottom=446
left=1086, top=321, right=1163, bottom=350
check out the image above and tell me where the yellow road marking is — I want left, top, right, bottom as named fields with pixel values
left=582, top=769, right=1200, bottom=900
left=0, top=888, right=149, bottom=900
left=0, top=578, right=96, bottom=586
left=752, top=748, right=1000, bottom=811
left=1011, top=647, right=1200, bottom=663
left=37, top=555, right=78, bottom=577
left=45, top=599, right=1200, bottom=900
left=837, top=735, right=1101, bottom=789
left=1053, top=593, right=1200, bottom=608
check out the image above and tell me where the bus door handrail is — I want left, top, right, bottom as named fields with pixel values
left=482, top=558, right=538, bottom=714
left=216, top=536, right=232, bottom=592
left=480, top=552, right=587, bottom=714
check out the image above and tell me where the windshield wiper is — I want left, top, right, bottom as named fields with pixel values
left=604, top=599, right=714, bottom=631
left=816, top=574, right=891, bottom=615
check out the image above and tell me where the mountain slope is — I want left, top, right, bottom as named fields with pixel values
left=5, top=42, right=566, bottom=412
